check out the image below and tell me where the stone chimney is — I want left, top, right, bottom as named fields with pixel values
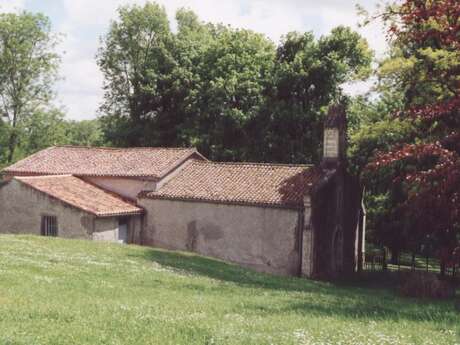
left=322, top=103, right=347, bottom=168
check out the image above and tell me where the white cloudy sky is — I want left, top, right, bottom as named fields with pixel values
left=0, top=0, right=386, bottom=120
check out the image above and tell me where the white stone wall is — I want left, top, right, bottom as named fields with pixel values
left=0, top=180, right=93, bottom=239
left=91, top=215, right=143, bottom=244
left=0, top=179, right=142, bottom=244
left=138, top=198, right=303, bottom=276
left=301, top=196, right=314, bottom=277
left=84, top=177, right=156, bottom=200
left=92, top=217, right=119, bottom=241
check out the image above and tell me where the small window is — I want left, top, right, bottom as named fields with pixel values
left=41, top=216, right=58, bottom=237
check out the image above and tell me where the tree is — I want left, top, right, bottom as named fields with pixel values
left=0, top=11, right=60, bottom=163
left=18, top=108, right=67, bottom=155
left=0, top=117, right=8, bottom=167
left=64, top=119, right=103, bottom=147
left=98, top=2, right=373, bottom=164
left=97, top=2, right=176, bottom=147
left=347, top=91, right=413, bottom=259
left=9, top=109, right=105, bottom=159
left=367, top=0, right=460, bottom=272
left=173, top=10, right=276, bottom=160
left=254, top=27, right=372, bottom=164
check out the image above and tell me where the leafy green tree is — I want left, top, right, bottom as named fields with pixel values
left=253, top=27, right=372, bottom=164
left=0, top=11, right=60, bottom=163
left=0, top=118, right=9, bottom=167
left=356, top=0, right=460, bottom=269
left=64, top=120, right=104, bottom=147
left=98, top=2, right=373, bottom=163
left=10, top=109, right=104, bottom=159
left=97, top=2, right=176, bottom=147
left=18, top=109, right=67, bottom=155
left=173, top=10, right=276, bottom=160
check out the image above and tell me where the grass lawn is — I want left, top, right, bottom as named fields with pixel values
left=0, top=235, right=459, bottom=345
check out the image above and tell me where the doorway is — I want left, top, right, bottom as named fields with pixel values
left=118, top=217, right=129, bottom=244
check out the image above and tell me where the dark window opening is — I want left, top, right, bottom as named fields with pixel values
left=41, top=216, right=58, bottom=237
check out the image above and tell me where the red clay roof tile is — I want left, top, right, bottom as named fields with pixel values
left=3, top=146, right=202, bottom=179
left=142, top=160, right=322, bottom=209
left=15, top=175, right=143, bottom=217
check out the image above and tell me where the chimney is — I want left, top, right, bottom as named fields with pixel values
left=322, top=103, right=347, bottom=168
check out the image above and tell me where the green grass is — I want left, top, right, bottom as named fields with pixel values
left=0, top=235, right=459, bottom=345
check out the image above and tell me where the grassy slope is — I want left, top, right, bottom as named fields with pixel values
left=0, top=235, right=458, bottom=345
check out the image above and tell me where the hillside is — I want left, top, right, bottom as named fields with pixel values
left=0, top=235, right=458, bottom=345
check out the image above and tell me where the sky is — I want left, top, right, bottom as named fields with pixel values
left=0, top=0, right=386, bottom=120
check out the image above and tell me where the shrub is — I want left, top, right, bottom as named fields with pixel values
left=399, top=271, right=455, bottom=299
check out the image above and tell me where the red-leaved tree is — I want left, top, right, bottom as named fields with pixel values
left=368, top=0, right=460, bottom=274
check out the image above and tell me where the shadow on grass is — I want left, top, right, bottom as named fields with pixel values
left=135, top=247, right=460, bottom=323
left=246, top=298, right=460, bottom=323
left=132, top=248, right=318, bottom=292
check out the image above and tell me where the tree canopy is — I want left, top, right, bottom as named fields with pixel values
left=360, top=0, right=460, bottom=270
left=0, top=11, right=60, bottom=163
left=0, top=11, right=104, bottom=168
left=97, top=2, right=372, bottom=163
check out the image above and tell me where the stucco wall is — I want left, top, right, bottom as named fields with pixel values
left=92, top=215, right=143, bottom=244
left=129, top=216, right=143, bottom=244
left=0, top=180, right=93, bottom=239
left=83, top=154, right=205, bottom=199
left=0, top=180, right=141, bottom=244
left=138, top=198, right=302, bottom=276
left=92, top=217, right=118, bottom=241
left=84, top=177, right=156, bottom=200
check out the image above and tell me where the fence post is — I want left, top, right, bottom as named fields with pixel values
left=383, top=249, right=388, bottom=271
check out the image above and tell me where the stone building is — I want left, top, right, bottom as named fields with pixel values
left=0, top=107, right=365, bottom=279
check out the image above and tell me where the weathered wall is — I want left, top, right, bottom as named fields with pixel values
left=310, top=170, right=360, bottom=279
left=83, top=156, right=200, bottom=200
left=0, top=179, right=141, bottom=244
left=138, top=198, right=302, bottom=276
left=92, top=215, right=143, bottom=244
left=0, top=180, right=93, bottom=239
left=92, top=217, right=118, bottom=241
left=311, top=174, right=339, bottom=279
left=84, top=177, right=156, bottom=200
left=128, top=215, right=143, bottom=244
left=301, top=196, right=314, bottom=277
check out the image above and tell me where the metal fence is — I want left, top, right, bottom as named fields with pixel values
left=365, top=251, right=460, bottom=280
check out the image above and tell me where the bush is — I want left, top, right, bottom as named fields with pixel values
left=399, top=271, right=455, bottom=299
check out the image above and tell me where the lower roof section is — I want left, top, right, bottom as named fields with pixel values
left=15, top=175, right=143, bottom=217
left=140, top=160, right=322, bottom=209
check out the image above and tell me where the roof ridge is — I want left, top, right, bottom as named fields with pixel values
left=190, top=159, right=313, bottom=168
left=15, top=174, right=73, bottom=180
left=52, top=145, right=197, bottom=151
left=3, top=146, right=203, bottom=178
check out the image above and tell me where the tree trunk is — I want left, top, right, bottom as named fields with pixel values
left=7, top=131, right=17, bottom=163
left=357, top=188, right=365, bottom=273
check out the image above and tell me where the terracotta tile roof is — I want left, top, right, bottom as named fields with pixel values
left=142, top=160, right=322, bottom=209
left=3, top=146, right=203, bottom=179
left=15, top=175, right=143, bottom=217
